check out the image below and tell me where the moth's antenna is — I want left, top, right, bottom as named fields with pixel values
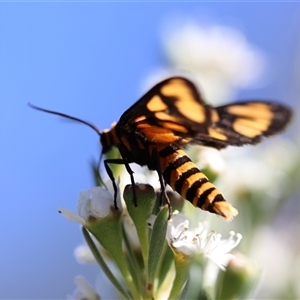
left=28, top=102, right=102, bottom=136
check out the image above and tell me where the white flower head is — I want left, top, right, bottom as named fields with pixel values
left=162, top=21, right=266, bottom=104
left=215, top=137, right=296, bottom=201
left=74, top=244, right=97, bottom=264
left=167, top=211, right=242, bottom=270
left=189, top=146, right=226, bottom=174
left=120, top=164, right=161, bottom=190
left=59, top=179, right=121, bottom=224
left=68, top=276, right=100, bottom=300
left=77, top=184, right=120, bottom=220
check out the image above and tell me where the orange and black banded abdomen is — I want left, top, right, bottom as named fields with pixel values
left=157, top=145, right=238, bottom=220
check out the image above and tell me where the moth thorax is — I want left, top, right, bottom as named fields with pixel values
left=100, top=123, right=119, bottom=153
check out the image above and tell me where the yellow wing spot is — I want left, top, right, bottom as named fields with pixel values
left=154, top=112, right=188, bottom=133
left=135, top=115, right=147, bottom=123
left=155, top=111, right=178, bottom=122
left=160, top=78, right=206, bottom=123
left=227, top=103, right=273, bottom=120
left=233, top=118, right=270, bottom=138
left=146, top=95, right=168, bottom=112
left=208, top=128, right=228, bottom=141
left=211, top=109, right=220, bottom=123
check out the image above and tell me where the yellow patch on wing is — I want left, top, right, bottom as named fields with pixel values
left=135, top=115, right=147, bottom=123
left=233, top=118, right=271, bottom=138
left=211, top=109, right=220, bottom=123
left=146, top=95, right=168, bottom=111
left=208, top=128, right=228, bottom=141
left=226, top=103, right=273, bottom=120
left=160, top=78, right=206, bottom=123
left=154, top=112, right=188, bottom=133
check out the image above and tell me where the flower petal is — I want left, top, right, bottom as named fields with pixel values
left=59, top=208, right=86, bottom=225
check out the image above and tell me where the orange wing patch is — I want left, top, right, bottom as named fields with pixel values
left=233, top=118, right=271, bottom=138
left=137, top=123, right=182, bottom=143
left=160, top=78, right=206, bottom=123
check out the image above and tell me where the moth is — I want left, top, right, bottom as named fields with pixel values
left=29, top=77, right=292, bottom=220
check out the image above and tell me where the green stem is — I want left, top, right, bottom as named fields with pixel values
left=122, top=225, right=143, bottom=293
left=146, top=207, right=169, bottom=299
left=82, top=227, right=131, bottom=299
left=86, top=216, right=142, bottom=300
left=135, top=221, right=150, bottom=272
left=168, top=252, right=192, bottom=300
left=112, top=247, right=142, bottom=300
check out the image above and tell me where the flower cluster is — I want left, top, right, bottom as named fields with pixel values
left=166, top=211, right=242, bottom=271
left=60, top=171, right=250, bottom=299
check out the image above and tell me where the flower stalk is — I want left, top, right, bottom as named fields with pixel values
left=123, top=184, right=156, bottom=270
left=168, top=250, right=192, bottom=299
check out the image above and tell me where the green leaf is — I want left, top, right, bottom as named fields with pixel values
left=147, top=207, right=169, bottom=287
left=178, top=277, right=189, bottom=300
left=90, top=159, right=104, bottom=187
left=168, top=251, right=192, bottom=299
left=121, top=224, right=143, bottom=294
left=123, top=184, right=156, bottom=268
left=215, top=256, right=259, bottom=300
left=157, top=244, right=174, bottom=290
left=82, top=227, right=131, bottom=299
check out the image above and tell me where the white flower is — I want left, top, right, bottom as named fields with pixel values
left=77, top=185, right=120, bottom=220
left=59, top=208, right=86, bottom=225
left=74, top=244, right=96, bottom=264
left=210, top=137, right=296, bottom=201
left=162, top=21, right=266, bottom=104
left=249, top=226, right=293, bottom=298
left=120, top=164, right=161, bottom=190
left=188, top=146, right=226, bottom=174
left=68, top=276, right=100, bottom=300
left=59, top=180, right=121, bottom=224
left=167, top=211, right=242, bottom=270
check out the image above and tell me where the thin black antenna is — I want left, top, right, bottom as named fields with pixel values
left=28, top=102, right=102, bottom=136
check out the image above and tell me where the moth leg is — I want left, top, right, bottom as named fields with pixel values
left=116, top=145, right=138, bottom=207
left=104, top=151, right=138, bottom=207
left=151, top=148, right=172, bottom=219
left=103, top=158, right=126, bottom=209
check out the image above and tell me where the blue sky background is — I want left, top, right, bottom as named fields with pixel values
left=1, top=2, right=299, bottom=299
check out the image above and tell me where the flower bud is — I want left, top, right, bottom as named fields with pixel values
left=216, top=254, right=259, bottom=299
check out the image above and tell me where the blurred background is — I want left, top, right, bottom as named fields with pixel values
left=1, top=2, right=300, bottom=299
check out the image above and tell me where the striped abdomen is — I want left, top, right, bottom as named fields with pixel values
left=157, top=145, right=238, bottom=220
